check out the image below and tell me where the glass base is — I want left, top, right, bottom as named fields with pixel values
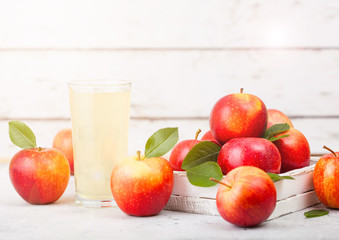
left=76, top=195, right=117, bottom=208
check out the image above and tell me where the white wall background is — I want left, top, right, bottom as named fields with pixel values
left=1, top=0, right=339, bottom=159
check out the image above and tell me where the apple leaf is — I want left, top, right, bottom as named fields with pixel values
left=186, top=161, right=223, bottom=187
left=304, top=209, right=329, bottom=218
left=9, top=121, right=37, bottom=149
left=264, top=123, right=290, bottom=140
left=267, top=172, right=295, bottom=182
left=145, top=127, right=179, bottom=158
left=181, top=141, right=221, bottom=170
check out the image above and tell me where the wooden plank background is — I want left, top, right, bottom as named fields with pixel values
left=1, top=0, right=339, bottom=159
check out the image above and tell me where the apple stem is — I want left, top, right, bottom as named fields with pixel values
left=210, top=178, right=231, bottom=188
left=136, top=151, right=141, bottom=161
left=38, top=147, right=42, bottom=152
left=240, top=88, right=244, bottom=93
left=323, top=145, right=337, bottom=157
left=195, top=129, right=202, bottom=140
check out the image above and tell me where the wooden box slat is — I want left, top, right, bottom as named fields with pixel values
left=165, top=158, right=319, bottom=220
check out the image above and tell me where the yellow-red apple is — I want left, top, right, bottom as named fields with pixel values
left=111, top=151, right=174, bottom=216
left=217, top=137, right=281, bottom=175
left=213, top=166, right=277, bottom=227
left=169, top=130, right=202, bottom=171
left=313, top=146, right=339, bottom=208
left=267, top=109, right=294, bottom=129
left=201, top=130, right=221, bottom=146
left=9, top=148, right=70, bottom=204
left=209, top=89, right=267, bottom=145
left=53, top=128, right=74, bottom=175
left=273, top=129, right=310, bottom=173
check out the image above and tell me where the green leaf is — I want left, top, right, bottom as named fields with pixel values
left=304, top=209, right=329, bottom=218
left=8, top=121, right=37, bottom=149
left=264, top=123, right=290, bottom=140
left=267, top=173, right=295, bottom=182
left=186, top=161, right=223, bottom=187
left=145, top=127, right=179, bottom=158
left=268, top=134, right=289, bottom=142
left=181, top=141, right=221, bottom=170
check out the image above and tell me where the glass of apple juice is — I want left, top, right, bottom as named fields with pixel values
left=68, top=80, right=131, bottom=207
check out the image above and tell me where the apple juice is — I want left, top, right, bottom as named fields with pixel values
left=69, top=81, right=130, bottom=205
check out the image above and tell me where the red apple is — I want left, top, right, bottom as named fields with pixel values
left=201, top=130, right=221, bottom=146
left=217, top=137, right=281, bottom=175
left=313, top=146, right=339, bottom=208
left=169, top=129, right=202, bottom=171
left=53, top=128, right=74, bottom=175
left=267, top=109, right=294, bottom=129
left=210, top=89, right=268, bottom=145
left=273, top=129, right=310, bottom=173
left=213, top=166, right=277, bottom=227
left=9, top=148, right=70, bottom=204
left=111, top=151, right=174, bottom=216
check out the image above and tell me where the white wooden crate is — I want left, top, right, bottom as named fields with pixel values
left=165, top=158, right=319, bottom=220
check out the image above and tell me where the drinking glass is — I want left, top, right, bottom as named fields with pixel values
left=68, top=80, right=131, bottom=207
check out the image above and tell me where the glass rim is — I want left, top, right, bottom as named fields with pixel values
left=68, top=80, right=131, bottom=87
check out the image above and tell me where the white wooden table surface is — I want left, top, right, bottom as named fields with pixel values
left=1, top=163, right=338, bottom=240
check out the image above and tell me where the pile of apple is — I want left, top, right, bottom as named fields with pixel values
left=169, top=89, right=311, bottom=175
left=168, top=89, right=312, bottom=227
